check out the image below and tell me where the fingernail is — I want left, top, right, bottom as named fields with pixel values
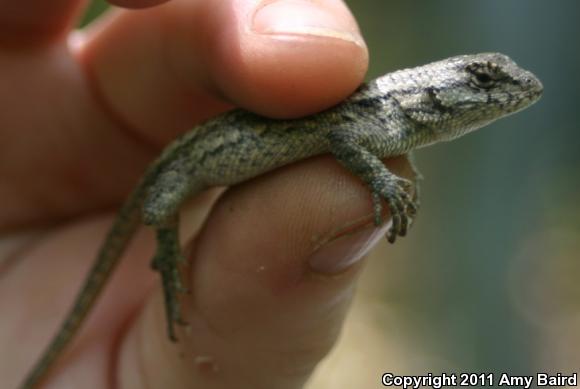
left=253, top=0, right=365, bottom=47
left=309, top=221, right=391, bottom=274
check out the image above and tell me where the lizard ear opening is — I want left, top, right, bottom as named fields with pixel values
left=398, top=86, right=454, bottom=128
left=426, top=87, right=449, bottom=112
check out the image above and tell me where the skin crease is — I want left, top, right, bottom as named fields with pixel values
left=0, top=0, right=417, bottom=387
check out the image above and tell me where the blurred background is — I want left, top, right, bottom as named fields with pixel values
left=82, top=1, right=580, bottom=387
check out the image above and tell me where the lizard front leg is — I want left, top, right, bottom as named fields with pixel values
left=407, top=151, right=423, bottom=219
left=327, top=130, right=418, bottom=243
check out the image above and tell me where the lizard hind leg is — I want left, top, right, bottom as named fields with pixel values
left=142, top=166, right=203, bottom=340
left=150, top=215, right=190, bottom=342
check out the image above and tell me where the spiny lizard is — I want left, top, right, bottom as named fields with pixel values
left=20, top=53, right=543, bottom=388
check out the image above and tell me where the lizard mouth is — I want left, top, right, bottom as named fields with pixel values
left=506, top=72, right=543, bottom=114
left=517, top=87, right=543, bottom=110
left=520, top=71, right=544, bottom=101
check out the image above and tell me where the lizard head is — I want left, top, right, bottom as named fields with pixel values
left=392, top=53, right=543, bottom=142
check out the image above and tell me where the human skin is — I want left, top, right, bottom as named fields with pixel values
left=0, top=0, right=412, bottom=387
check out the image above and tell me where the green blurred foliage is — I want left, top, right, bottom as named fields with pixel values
left=80, top=0, right=108, bottom=26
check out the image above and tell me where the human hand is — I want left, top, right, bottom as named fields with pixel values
left=1, top=0, right=412, bottom=387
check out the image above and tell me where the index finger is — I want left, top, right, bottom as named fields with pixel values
left=80, top=0, right=369, bottom=145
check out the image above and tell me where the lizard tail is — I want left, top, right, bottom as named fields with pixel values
left=19, top=184, right=147, bottom=389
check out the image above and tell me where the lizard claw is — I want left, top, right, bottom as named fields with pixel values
left=371, top=176, right=418, bottom=243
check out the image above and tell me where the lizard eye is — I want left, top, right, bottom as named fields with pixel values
left=471, top=71, right=496, bottom=88
left=466, top=61, right=501, bottom=89
left=475, top=72, right=492, bottom=85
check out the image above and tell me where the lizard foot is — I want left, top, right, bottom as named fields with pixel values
left=370, top=176, right=418, bottom=243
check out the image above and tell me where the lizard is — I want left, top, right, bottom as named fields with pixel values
left=19, top=52, right=543, bottom=388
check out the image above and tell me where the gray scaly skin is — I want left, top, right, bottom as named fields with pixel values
left=20, top=53, right=542, bottom=388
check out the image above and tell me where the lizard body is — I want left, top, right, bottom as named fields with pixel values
left=20, top=53, right=542, bottom=388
